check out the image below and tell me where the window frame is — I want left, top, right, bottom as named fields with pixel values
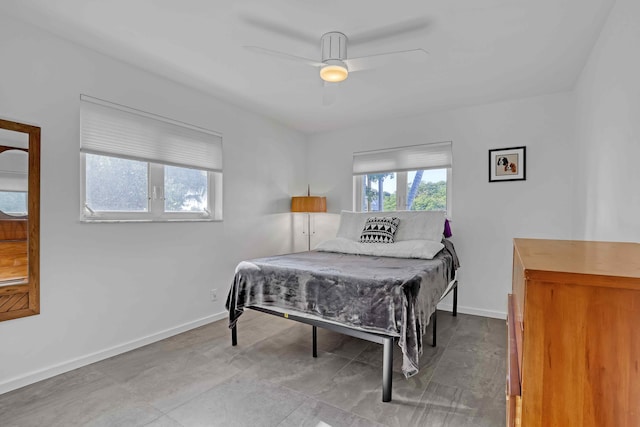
left=352, top=141, right=453, bottom=217
left=79, top=95, right=223, bottom=223
left=80, top=153, right=221, bottom=223
left=353, top=168, right=452, bottom=217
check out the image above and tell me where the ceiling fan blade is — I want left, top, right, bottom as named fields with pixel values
left=322, top=82, right=339, bottom=107
left=345, top=48, right=429, bottom=72
left=244, top=46, right=323, bottom=68
left=349, top=17, right=431, bottom=44
left=239, top=14, right=318, bottom=45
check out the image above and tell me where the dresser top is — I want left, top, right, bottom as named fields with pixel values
left=514, top=238, right=640, bottom=283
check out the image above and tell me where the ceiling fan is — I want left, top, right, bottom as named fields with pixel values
left=245, top=31, right=428, bottom=84
left=242, top=17, right=431, bottom=86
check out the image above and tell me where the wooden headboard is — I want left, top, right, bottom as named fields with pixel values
left=0, top=219, right=27, bottom=240
left=0, top=240, right=27, bottom=283
left=0, top=219, right=28, bottom=283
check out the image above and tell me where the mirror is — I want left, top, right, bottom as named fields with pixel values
left=0, top=119, right=40, bottom=322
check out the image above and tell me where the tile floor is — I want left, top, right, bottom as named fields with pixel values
left=0, top=310, right=507, bottom=426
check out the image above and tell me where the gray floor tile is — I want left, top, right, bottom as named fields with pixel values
left=0, top=366, right=104, bottom=418
left=144, top=415, right=185, bottom=427
left=414, top=381, right=505, bottom=427
left=313, top=361, right=430, bottom=427
left=277, top=399, right=379, bottom=427
left=430, top=347, right=505, bottom=398
left=249, top=321, right=372, bottom=360
left=313, top=361, right=385, bottom=410
left=2, top=312, right=507, bottom=427
left=158, top=320, right=231, bottom=353
left=227, top=313, right=300, bottom=349
left=451, top=314, right=507, bottom=339
left=90, top=340, right=189, bottom=384
left=314, top=328, right=372, bottom=359
left=166, top=374, right=307, bottom=427
left=104, top=349, right=243, bottom=413
left=240, top=340, right=353, bottom=396
left=355, top=337, right=445, bottom=378
left=446, top=328, right=507, bottom=360
left=2, top=371, right=162, bottom=427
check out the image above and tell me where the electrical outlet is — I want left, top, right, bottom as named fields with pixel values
left=210, top=288, right=218, bottom=302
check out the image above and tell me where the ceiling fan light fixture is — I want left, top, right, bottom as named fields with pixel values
left=320, top=60, right=349, bottom=83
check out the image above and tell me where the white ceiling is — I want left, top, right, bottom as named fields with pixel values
left=5, top=0, right=614, bottom=133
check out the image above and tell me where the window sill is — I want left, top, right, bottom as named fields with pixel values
left=79, top=218, right=222, bottom=223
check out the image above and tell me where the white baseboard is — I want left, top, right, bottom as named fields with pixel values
left=437, top=303, right=507, bottom=320
left=1, top=305, right=506, bottom=395
left=0, top=311, right=228, bottom=395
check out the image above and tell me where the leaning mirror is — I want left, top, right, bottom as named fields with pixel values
left=0, top=118, right=40, bottom=322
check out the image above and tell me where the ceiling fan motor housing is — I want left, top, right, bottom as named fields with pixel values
left=320, top=32, right=349, bottom=82
left=321, top=31, right=348, bottom=62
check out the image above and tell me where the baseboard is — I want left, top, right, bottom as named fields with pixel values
left=0, top=311, right=228, bottom=395
left=1, top=305, right=505, bottom=395
left=437, top=303, right=507, bottom=320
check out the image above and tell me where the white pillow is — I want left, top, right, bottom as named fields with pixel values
left=315, top=238, right=445, bottom=260
left=336, top=210, right=445, bottom=243
left=394, top=210, right=446, bottom=242
left=336, top=210, right=371, bottom=241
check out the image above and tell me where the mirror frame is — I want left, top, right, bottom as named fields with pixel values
left=0, top=118, right=40, bottom=322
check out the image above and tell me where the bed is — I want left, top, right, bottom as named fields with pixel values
left=226, top=210, right=460, bottom=402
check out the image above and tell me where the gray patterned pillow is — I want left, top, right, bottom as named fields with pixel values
left=360, top=216, right=400, bottom=243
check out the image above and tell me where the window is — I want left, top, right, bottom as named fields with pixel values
left=353, top=142, right=452, bottom=216
left=0, top=147, right=28, bottom=217
left=0, top=191, right=28, bottom=216
left=80, top=95, right=223, bottom=221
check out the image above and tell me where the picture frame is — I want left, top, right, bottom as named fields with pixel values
left=488, top=146, right=526, bottom=182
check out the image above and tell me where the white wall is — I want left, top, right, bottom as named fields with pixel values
left=308, top=93, right=575, bottom=319
left=4, top=0, right=636, bottom=396
left=573, top=0, right=640, bottom=242
left=0, top=17, right=307, bottom=393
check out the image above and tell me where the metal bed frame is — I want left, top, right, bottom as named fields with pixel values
left=231, top=279, right=458, bottom=403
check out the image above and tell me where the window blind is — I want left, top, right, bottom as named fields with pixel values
left=353, top=141, right=452, bottom=175
left=80, top=95, right=222, bottom=172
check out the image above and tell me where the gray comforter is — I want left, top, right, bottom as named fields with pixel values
left=226, top=240, right=459, bottom=377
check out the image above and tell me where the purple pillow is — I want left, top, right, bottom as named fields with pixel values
left=444, top=219, right=452, bottom=238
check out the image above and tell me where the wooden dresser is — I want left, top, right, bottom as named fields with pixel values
left=507, top=238, right=640, bottom=427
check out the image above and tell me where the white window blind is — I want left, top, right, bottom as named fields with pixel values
left=80, top=95, right=222, bottom=172
left=353, top=141, right=452, bottom=175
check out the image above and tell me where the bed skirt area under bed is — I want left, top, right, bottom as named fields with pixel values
left=230, top=277, right=458, bottom=403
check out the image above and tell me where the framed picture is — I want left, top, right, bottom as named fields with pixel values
left=488, top=146, right=526, bottom=182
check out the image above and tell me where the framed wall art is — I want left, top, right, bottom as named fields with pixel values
left=489, top=146, right=526, bottom=182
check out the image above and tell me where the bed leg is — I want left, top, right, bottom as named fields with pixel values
left=231, top=325, right=237, bottom=346
left=453, top=284, right=458, bottom=317
left=432, top=309, right=437, bottom=347
left=312, top=326, right=318, bottom=358
left=382, top=337, right=393, bottom=402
